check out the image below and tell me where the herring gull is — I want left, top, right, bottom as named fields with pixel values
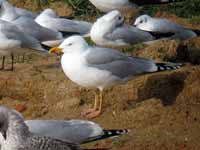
left=90, top=10, right=155, bottom=46
left=50, top=35, right=183, bottom=118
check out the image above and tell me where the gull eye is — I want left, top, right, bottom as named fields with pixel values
left=118, top=16, right=122, bottom=20
left=68, top=43, right=72, bottom=46
left=0, top=123, right=3, bottom=129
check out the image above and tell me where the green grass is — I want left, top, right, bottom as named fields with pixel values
left=33, top=0, right=200, bottom=19
left=141, top=0, right=200, bottom=18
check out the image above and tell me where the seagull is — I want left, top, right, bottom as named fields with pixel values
left=134, top=14, right=200, bottom=40
left=35, top=9, right=92, bottom=37
left=50, top=35, right=182, bottom=118
left=90, top=10, right=155, bottom=46
left=0, top=1, right=63, bottom=44
left=0, top=0, right=36, bottom=19
left=0, top=19, right=49, bottom=71
left=88, top=0, right=184, bottom=13
left=25, top=120, right=129, bottom=144
left=0, top=106, right=81, bottom=150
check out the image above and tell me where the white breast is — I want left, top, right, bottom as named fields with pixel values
left=61, top=52, right=120, bottom=90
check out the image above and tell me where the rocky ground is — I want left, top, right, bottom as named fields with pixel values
left=1, top=1, right=200, bottom=150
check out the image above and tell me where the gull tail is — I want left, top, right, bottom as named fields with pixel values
left=82, top=129, right=129, bottom=144
left=156, top=62, right=183, bottom=72
left=193, top=29, right=200, bottom=36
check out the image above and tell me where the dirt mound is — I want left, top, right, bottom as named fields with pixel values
left=1, top=1, right=200, bottom=150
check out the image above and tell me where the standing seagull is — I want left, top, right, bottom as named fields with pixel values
left=35, top=9, right=92, bottom=37
left=88, top=0, right=184, bottom=13
left=0, top=106, right=81, bottom=150
left=134, top=15, right=200, bottom=40
left=0, top=1, right=63, bottom=44
left=0, top=19, right=49, bottom=71
left=50, top=35, right=182, bottom=118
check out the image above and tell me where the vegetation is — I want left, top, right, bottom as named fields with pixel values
left=27, top=0, right=200, bottom=18
left=141, top=0, right=200, bottom=18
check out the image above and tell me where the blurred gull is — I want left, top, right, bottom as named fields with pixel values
left=0, top=2, right=63, bottom=45
left=50, top=35, right=182, bottom=118
left=134, top=14, right=200, bottom=40
left=0, top=0, right=36, bottom=19
left=90, top=10, right=155, bottom=46
left=0, top=19, right=49, bottom=71
left=26, top=120, right=128, bottom=144
left=35, top=9, right=92, bottom=37
left=0, top=106, right=81, bottom=150
left=88, top=0, right=184, bottom=13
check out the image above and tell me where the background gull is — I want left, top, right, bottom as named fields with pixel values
left=0, top=106, right=81, bottom=150
left=50, top=35, right=183, bottom=118
left=0, top=19, right=49, bottom=71
left=88, top=0, right=184, bottom=13
left=134, top=14, right=200, bottom=40
left=26, top=120, right=128, bottom=144
left=0, top=2, right=63, bottom=45
left=35, top=9, right=92, bottom=37
left=0, top=0, right=36, bottom=19
left=90, top=10, right=155, bottom=46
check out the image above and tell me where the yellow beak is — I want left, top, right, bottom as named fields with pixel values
left=49, top=47, right=63, bottom=54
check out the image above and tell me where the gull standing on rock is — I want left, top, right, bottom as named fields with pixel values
left=88, top=0, right=184, bottom=13
left=0, top=106, right=81, bottom=150
left=90, top=10, right=155, bottom=46
left=50, top=35, right=182, bottom=118
left=35, top=9, right=92, bottom=37
left=134, top=14, right=200, bottom=40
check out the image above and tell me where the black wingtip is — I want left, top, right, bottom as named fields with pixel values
left=41, top=43, right=52, bottom=51
left=60, top=31, right=81, bottom=37
left=82, top=129, right=129, bottom=144
left=148, top=31, right=175, bottom=39
left=156, top=62, right=183, bottom=72
left=193, top=29, right=200, bottom=36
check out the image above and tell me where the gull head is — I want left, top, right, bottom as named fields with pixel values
left=50, top=36, right=89, bottom=54
left=90, top=10, right=124, bottom=44
left=41, top=8, right=57, bottom=17
left=134, top=14, right=151, bottom=28
left=100, top=10, right=124, bottom=28
left=0, top=106, right=10, bottom=140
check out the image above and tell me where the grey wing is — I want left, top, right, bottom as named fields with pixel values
left=0, top=21, right=44, bottom=51
left=0, top=22, right=46, bottom=51
left=147, top=18, right=184, bottom=33
left=26, top=120, right=103, bottom=144
left=15, top=7, right=37, bottom=18
left=20, top=136, right=80, bottom=150
left=86, top=47, right=157, bottom=79
left=107, top=25, right=155, bottom=44
left=13, top=17, right=62, bottom=42
left=45, top=18, right=92, bottom=35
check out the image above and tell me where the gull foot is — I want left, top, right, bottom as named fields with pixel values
left=85, top=110, right=101, bottom=119
left=81, top=108, right=97, bottom=117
